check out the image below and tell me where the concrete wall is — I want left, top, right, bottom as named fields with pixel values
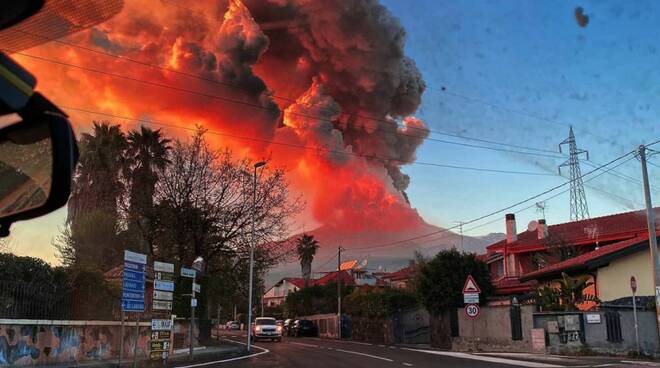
left=394, top=308, right=430, bottom=344
left=452, top=305, right=534, bottom=352
left=0, top=319, right=151, bottom=366
left=533, top=310, right=660, bottom=356
left=583, top=310, right=658, bottom=355
left=597, top=249, right=654, bottom=301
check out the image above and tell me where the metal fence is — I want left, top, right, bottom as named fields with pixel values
left=0, top=281, right=73, bottom=319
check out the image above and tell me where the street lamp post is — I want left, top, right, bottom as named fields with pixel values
left=190, top=256, right=204, bottom=359
left=247, top=161, right=266, bottom=352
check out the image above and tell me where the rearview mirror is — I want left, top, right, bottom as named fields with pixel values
left=0, top=106, right=77, bottom=236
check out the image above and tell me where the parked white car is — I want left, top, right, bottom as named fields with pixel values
left=252, top=317, right=282, bottom=341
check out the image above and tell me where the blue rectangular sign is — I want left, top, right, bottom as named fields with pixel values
left=122, top=299, right=145, bottom=312
left=124, top=260, right=146, bottom=272
left=123, top=279, right=145, bottom=292
left=154, top=280, right=174, bottom=292
left=124, top=269, right=145, bottom=282
left=122, top=291, right=144, bottom=300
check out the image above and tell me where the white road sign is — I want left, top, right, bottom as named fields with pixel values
left=151, top=319, right=173, bottom=331
left=153, top=290, right=173, bottom=301
left=181, top=267, right=196, bottom=278
left=463, top=292, right=480, bottom=304
left=193, top=282, right=201, bottom=294
left=154, top=261, right=174, bottom=273
left=124, top=250, right=147, bottom=264
left=153, top=300, right=173, bottom=311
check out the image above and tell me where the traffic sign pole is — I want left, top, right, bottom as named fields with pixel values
left=132, top=313, right=140, bottom=368
left=462, top=275, right=481, bottom=320
left=119, top=310, right=124, bottom=366
left=152, top=261, right=175, bottom=364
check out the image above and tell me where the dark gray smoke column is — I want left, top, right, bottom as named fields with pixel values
left=247, top=0, right=429, bottom=198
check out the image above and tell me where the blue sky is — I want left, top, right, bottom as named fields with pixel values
left=382, top=0, right=660, bottom=236
left=8, top=0, right=660, bottom=262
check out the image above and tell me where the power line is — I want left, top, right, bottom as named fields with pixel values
left=346, top=154, right=639, bottom=255
left=343, top=150, right=637, bottom=252
left=583, top=159, right=660, bottom=193
left=62, top=105, right=554, bottom=176
left=4, top=35, right=567, bottom=160
left=9, top=49, right=569, bottom=161
left=6, top=26, right=570, bottom=158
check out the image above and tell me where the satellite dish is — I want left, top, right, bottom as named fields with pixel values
left=528, top=220, right=539, bottom=232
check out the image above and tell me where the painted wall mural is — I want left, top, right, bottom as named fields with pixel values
left=0, top=323, right=150, bottom=366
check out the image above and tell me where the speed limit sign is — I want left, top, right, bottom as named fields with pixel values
left=465, top=304, right=480, bottom=318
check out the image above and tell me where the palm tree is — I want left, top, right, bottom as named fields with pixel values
left=125, top=126, right=171, bottom=254
left=296, top=234, right=320, bottom=287
left=67, top=121, right=127, bottom=225
left=65, top=121, right=127, bottom=269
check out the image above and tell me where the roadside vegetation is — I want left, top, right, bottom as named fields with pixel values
left=0, top=122, right=303, bottom=322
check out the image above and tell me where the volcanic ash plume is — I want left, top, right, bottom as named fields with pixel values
left=19, top=0, right=431, bottom=232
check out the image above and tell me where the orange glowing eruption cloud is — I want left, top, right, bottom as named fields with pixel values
left=13, top=0, right=430, bottom=233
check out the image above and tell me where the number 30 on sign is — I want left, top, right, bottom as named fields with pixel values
left=465, top=304, right=480, bottom=318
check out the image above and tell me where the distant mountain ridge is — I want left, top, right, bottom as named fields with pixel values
left=266, top=222, right=504, bottom=285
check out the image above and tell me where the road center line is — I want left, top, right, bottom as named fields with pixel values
left=335, top=348, right=394, bottom=362
left=176, top=338, right=269, bottom=367
left=401, top=348, right=562, bottom=368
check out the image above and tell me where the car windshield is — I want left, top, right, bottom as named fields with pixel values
left=4, top=1, right=660, bottom=367
left=255, top=319, right=276, bottom=326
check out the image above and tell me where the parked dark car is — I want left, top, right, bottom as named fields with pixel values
left=283, top=319, right=294, bottom=336
left=293, top=319, right=317, bottom=337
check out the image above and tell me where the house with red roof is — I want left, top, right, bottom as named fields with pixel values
left=263, top=277, right=306, bottom=307
left=313, top=270, right=356, bottom=287
left=379, top=261, right=416, bottom=289
left=482, top=209, right=660, bottom=304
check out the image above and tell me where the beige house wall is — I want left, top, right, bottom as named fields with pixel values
left=596, top=248, right=653, bottom=302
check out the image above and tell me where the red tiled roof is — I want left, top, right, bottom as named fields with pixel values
left=520, top=234, right=649, bottom=281
left=491, top=277, right=537, bottom=295
left=314, top=270, right=355, bottom=286
left=381, top=266, right=412, bottom=282
left=486, top=208, right=659, bottom=254
left=284, top=277, right=306, bottom=289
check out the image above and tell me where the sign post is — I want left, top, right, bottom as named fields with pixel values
left=462, top=275, right=482, bottom=319
left=181, top=267, right=197, bottom=359
left=152, top=261, right=175, bottom=365
left=631, top=276, right=640, bottom=355
left=121, top=250, right=146, bottom=367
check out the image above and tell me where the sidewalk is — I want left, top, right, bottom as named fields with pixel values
left=39, top=342, right=243, bottom=368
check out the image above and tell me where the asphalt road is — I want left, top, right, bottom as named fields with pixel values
left=173, top=331, right=658, bottom=368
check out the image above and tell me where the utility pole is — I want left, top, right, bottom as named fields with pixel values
left=337, top=246, right=342, bottom=340
left=190, top=276, right=196, bottom=359
left=455, top=221, right=465, bottom=252
left=639, top=145, right=660, bottom=336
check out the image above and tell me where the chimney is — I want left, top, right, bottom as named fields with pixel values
left=537, top=219, right=548, bottom=240
left=506, top=213, right=517, bottom=243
